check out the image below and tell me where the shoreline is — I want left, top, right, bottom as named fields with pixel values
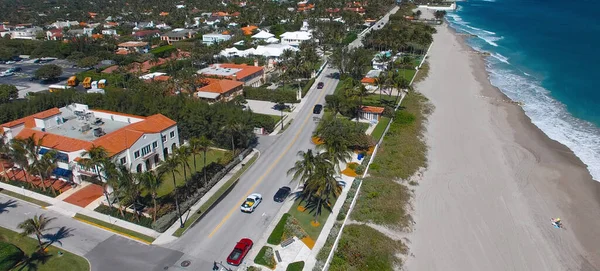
left=405, top=22, right=600, bottom=270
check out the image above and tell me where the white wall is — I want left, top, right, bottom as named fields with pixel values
left=90, top=110, right=144, bottom=123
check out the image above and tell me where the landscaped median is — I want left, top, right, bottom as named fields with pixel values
left=173, top=153, right=259, bottom=237
left=73, top=213, right=156, bottom=244
left=0, top=189, right=51, bottom=207
left=254, top=246, right=277, bottom=269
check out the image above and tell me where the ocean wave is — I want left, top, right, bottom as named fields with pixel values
left=491, top=53, right=510, bottom=64
left=446, top=15, right=501, bottom=47
left=487, top=66, right=600, bottom=181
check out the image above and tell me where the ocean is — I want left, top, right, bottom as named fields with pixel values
left=445, top=0, right=600, bottom=181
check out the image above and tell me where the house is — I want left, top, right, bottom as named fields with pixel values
left=361, top=69, right=382, bottom=91
left=194, top=78, right=244, bottom=103
left=241, top=25, right=258, bottom=35
left=159, top=12, right=170, bottom=16
left=372, top=51, right=393, bottom=70
left=0, top=104, right=180, bottom=183
left=161, top=29, right=197, bottom=43
left=198, top=63, right=265, bottom=87
left=101, top=29, right=118, bottom=36
left=202, top=33, right=231, bottom=45
left=116, top=41, right=149, bottom=55
left=205, top=16, right=221, bottom=27
left=49, top=20, right=79, bottom=29
left=133, top=21, right=155, bottom=30
left=280, top=31, right=312, bottom=47
left=251, top=30, right=275, bottom=41
left=66, top=28, right=94, bottom=38
left=103, top=22, right=119, bottom=28
left=220, top=44, right=298, bottom=59
left=132, top=30, right=160, bottom=40
left=46, top=29, right=63, bottom=40
left=3, top=27, right=43, bottom=40
left=358, top=106, right=385, bottom=123
left=156, top=23, right=171, bottom=30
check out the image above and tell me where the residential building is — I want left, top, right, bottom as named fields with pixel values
left=361, top=69, right=382, bottom=91
left=0, top=104, right=180, bottom=183
left=132, top=30, right=161, bottom=40
left=241, top=25, right=258, bottom=35
left=101, top=29, right=118, bottom=36
left=133, top=21, right=155, bottom=30
left=280, top=31, right=312, bottom=47
left=251, top=30, right=277, bottom=43
left=116, top=41, right=149, bottom=55
left=219, top=44, right=298, bottom=59
left=3, top=26, right=43, bottom=40
left=194, top=78, right=244, bottom=103
left=202, top=33, right=231, bottom=45
left=49, top=20, right=79, bottom=29
left=103, top=22, right=119, bottom=28
left=46, top=29, right=63, bottom=40
left=198, top=63, right=265, bottom=87
left=160, top=29, right=196, bottom=43
left=66, top=28, right=94, bottom=38
left=358, top=106, right=385, bottom=123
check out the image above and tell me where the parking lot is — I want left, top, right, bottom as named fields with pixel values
left=0, top=59, right=88, bottom=98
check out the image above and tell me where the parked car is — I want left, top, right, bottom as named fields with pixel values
left=226, top=238, right=253, bottom=266
left=240, top=193, right=262, bottom=213
left=317, top=82, right=324, bottom=89
left=273, top=186, right=291, bottom=202
left=5, top=61, right=15, bottom=64
left=313, top=104, right=323, bottom=114
left=7, top=67, right=21, bottom=72
left=0, top=72, right=14, bottom=77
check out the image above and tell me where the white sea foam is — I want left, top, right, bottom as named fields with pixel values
left=491, top=52, right=509, bottom=64
left=487, top=64, right=600, bottom=181
left=447, top=14, right=501, bottom=47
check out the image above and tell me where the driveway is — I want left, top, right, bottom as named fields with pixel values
left=246, top=99, right=293, bottom=116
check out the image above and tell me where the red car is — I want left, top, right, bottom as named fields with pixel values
left=226, top=238, right=253, bottom=266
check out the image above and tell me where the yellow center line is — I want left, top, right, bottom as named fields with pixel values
left=208, top=76, right=333, bottom=238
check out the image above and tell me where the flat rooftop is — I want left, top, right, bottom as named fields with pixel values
left=34, top=107, right=130, bottom=142
left=198, top=66, right=242, bottom=76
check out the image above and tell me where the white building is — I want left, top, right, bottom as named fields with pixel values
left=3, top=27, right=43, bottom=40
left=220, top=44, right=298, bottom=58
left=101, top=29, right=118, bottom=36
left=280, top=31, right=312, bottom=47
left=0, top=104, right=180, bottom=183
left=251, top=30, right=275, bottom=40
left=202, top=33, right=232, bottom=45
left=49, top=20, right=79, bottom=29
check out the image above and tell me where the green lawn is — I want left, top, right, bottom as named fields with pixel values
left=0, top=226, right=90, bottom=271
left=0, top=189, right=51, bottom=207
left=157, top=149, right=229, bottom=197
left=269, top=114, right=282, bottom=124
left=73, top=214, right=156, bottom=244
left=362, top=93, right=399, bottom=108
left=370, top=117, right=391, bottom=142
left=287, top=197, right=337, bottom=240
left=173, top=153, right=259, bottom=237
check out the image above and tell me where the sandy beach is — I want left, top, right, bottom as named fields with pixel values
left=405, top=23, right=600, bottom=271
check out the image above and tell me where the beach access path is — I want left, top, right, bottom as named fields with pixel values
left=404, top=24, right=600, bottom=270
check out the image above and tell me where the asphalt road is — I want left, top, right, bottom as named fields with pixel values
left=0, top=194, right=183, bottom=271
left=349, top=6, right=399, bottom=49
left=165, top=67, right=340, bottom=269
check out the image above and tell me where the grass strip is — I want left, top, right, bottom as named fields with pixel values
left=254, top=246, right=276, bottom=269
left=173, top=153, right=259, bottom=237
left=73, top=214, right=155, bottom=244
left=0, top=189, right=51, bottom=207
left=370, top=117, right=390, bottom=143
left=267, top=213, right=290, bottom=245
left=0, top=226, right=90, bottom=271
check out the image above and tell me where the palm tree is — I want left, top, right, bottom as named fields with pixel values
left=19, top=135, right=47, bottom=191
left=190, top=136, right=213, bottom=186
left=221, top=119, right=244, bottom=155
left=296, top=159, right=341, bottom=223
left=0, top=134, right=13, bottom=182
left=10, top=139, right=35, bottom=189
left=354, top=84, right=370, bottom=122
left=287, top=149, right=325, bottom=185
left=18, top=214, right=55, bottom=252
left=110, top=165, right=136, bottom=218
left=174, top=146, right=191, bottom=183
left=138, top=171, right=164, bottom=222
left=79, top=146, right=112, bottom=208
left=317, top=129, right=352, bottom=171
left=36, top=151, right=59, bottom=195
left=159, top=155, right=184, bottom=228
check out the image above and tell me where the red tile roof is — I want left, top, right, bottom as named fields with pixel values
left=360, top=106, right=385, bottom=114
left=17, top=128, right=94, bottom=152
left=215, top=63, right=264, bottom=81
left=133, top=30, right=160, bottom=37
left=197, top=78, right=243, bottom=94
left=102, top=65, right=119, bottom=74
left=241, top=25, right=258, bottom=35
left=1, top=108, right=60, bottom=130
left=361, top=77, right=376, bottom=84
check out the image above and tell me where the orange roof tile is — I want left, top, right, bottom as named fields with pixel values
left=217, top=63, right=264, bottom=81
left=16, top=128, right=94, bottom=152
left=159, top=12, right=169, bottom=16
left=102, top=65, right=118, bottom=74
left=92, top=129, right=144, bottom=155
left=361, top=77, right=376, bottom=84
left=241, top=25, right=258, bottom=35
left=128, top=114, right=176, bottom=133
left=360, top=106, right=385, bottom=114
left=115, top=48, right=129, bottom=55
left=1, top=108, right=60, bottom=130
left=198, top=78, right=243, bottom=94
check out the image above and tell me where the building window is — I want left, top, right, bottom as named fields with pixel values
left=170, top=131, right=175, bottom=138
left=134, top=151, right=140, bottom=159
left=162, top=135, right=167, bottom=142
left=152, top=141, right=158, bottom=149
left=120, top=157, right=126, bottom=165
left=141, top=145, right=151, bottom=156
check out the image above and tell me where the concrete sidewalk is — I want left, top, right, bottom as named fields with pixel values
left=153, top=149, right=260, bottom=245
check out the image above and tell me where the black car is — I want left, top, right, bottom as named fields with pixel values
left=313, top=104, right=323, bottom=114
left=317, top=82, right=324, bottom=89
left=273, top=186, right=291, bottom=202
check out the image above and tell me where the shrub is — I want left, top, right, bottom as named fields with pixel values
left=286, top=261, right=305, bottom=271
left=150, top=45, right=176, bottom=58
left=0, top=242, right=24, bottom=271
left=351, top=176, right=412, bottom=227
left=329, top=224, right=406, bottom=271
left=302, top=78, right=315, bottom=96
left=244, top=87, right=298, bottom=103
left=95, top=205, right=153, bottom=228
left=267, top=213, right=290, bottom=245
left=247, top=267, right=262, bottom=271
left=355, top=165, right=365, bottom=175
left=254, top=246, right=276, bottom=269
left=347, top=163, right=358, bottom=170
left=283, top=216, right=307, bottom=240
left=252, top=114, right=276, bottom=133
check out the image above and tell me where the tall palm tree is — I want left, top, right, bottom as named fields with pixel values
left=110, top=165, right=135, bottom=218
left=190, top=136, right=213, bottom=186
left=354, top=84, right=370, bottom=122
left=79, top=146, right=113, bottom=208
left=36, top=151, right=59, bottom=195
left=297, top=159, right=341, bottom=223
left=287, top=149, right=324, bottom=185
left=174, top=146, right=191, bottom=184
left=138, top=171, right=164, bottom=222
left=318, top=135, right=351, bottom=171
left=18, top=214, right=55, bottom=252
left=0, top=134, right=13, bottom=182
left=221, top=119, right=243, bottom=154
left=10, top=139, right=35, bottom=189
left=159, top=155, right=184, bottom=228
left=21, top=135, right=47, bottom=191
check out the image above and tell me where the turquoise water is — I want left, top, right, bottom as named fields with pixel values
left=445, top=0, right=600, bottom=180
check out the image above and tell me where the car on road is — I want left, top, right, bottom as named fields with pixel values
left=7, top=67, right=21, bottom=72
left=313, top=104, right=323, bottom=114
left=273, top=186, right=292, bottom=202
left=226, top=238, right=253, bottom=266
left=0, top=72, right=14, bottom=77
left=5, top=61, right=15, bottom=64
left=240, top=193, right=262, bottom=213
left=317, top=82, right=324, bottom=89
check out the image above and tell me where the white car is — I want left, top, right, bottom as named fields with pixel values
left=240, top=193, right=262, bottom=213
left=0, top=72, right=13, bottom=77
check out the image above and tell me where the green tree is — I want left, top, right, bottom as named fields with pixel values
left=138, top=171, right=164, bottom=222
left=0, top=133, right=12, bottom=182
left=287, top=149, right=326, bottom=185
left=76, top=56, right=99, bottom=68
left=190, top=136, right=213, bottom=186
left=174, top=146, right=191, bottom=184
left=78, top=146, right=113, bottom=208
left=159, top=155, right=184, bottom=227
left=34, top=64, right=62, bottom=81
left=0, top=84, right=18, bottom=104
left=17, top=214, right=55, bottom=253
left=297, top=158, right=341, bottom=223
left=35, top=150, right=59, bottom=195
